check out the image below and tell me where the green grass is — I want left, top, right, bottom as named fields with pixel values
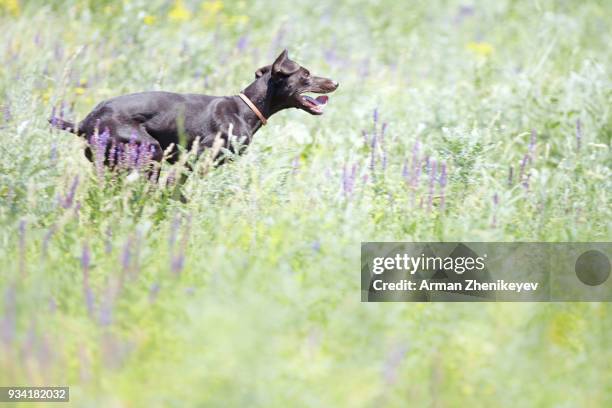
left=0, top=0, right=611, bottom=406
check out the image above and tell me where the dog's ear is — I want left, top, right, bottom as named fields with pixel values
left=272, top=49, right=299, bottom=77
left=255, top=65, right=271, bottom=78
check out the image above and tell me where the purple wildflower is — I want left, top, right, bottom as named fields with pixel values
left=427, top=159, right=437, bottom=212
left=350, top=163, right=358, bottom=189
left=92, top=128, right=110, bottom=179
left=236, top=35, right=248, bottom=52
left=133, top=230, right=144, bottom=278
left=380, top=123, right=388, bottom=170
left=74, top=200, right=81, bottom=220
left=98, top=293, right=113, bottom=327
left=19, top=219, right=26, bottom=277
left=36, top=333, right=52, bottom=368
left=169, top=215, right=180, bottom=248
left=118, top=133, right=139, bottom=170
left=48, top=297, right=57, bottom=314
left=166, top=169, right=176, bottom=187
left=81, top=243, right=94, bottom=316
left=128, top=133, right=139, bottom=169
left=324, top=48, right=336, bottom=64
left=60, top=175, right=79, bottom=209
left=311, top=240, right=321, bottom=252
left=439, top=162, right=447, bottom=210
left=508, top=165, right=514, bottom=186
left=118, top=141, right=128, bottom=169
left=2, top=103, right=11, bottom=123
left=121, top=237, right=132, bottom=272
left=519, top=154, right=529, bottom=189
left=108, top=139, right=118, bottom=168
left=148, top=167, right=160, bottom=184
left=423, top=156, right=430, bottom=175
left=50, top=142, right=58, bottom=162
left=23, top=319, right=38, bottom=361
left=54, top=42, right=64, bottom=60
left=369, top=132, right=377, bottom=172
left=453, top=5, right=475, bottom=25
left=413, top=159, right=421, bottom=183
left=168, top=215, right=190, bottom=275
left=342, top=163, right=358, bottom=197
left=50, top=106, right=57, bottom=126
left=492, top=193, right=499, bottom=227
left=402, top=159, right=409, bottom=181
left=145, top=144, right=156, bottom=170
left=528, top=129, right=537, bottom=164
left=523, top=172, right=531, bottom=190
left=136, top=143, right=155, bottom=172
left=168, top=215, right=183, bottom=273
left=81, top=242, right=90, bottom=271
left=362, top=130, right=369, bottom=146
left=291, top=156, right=300, bottom=174
left=0, top=285, right=16, bottom=345
left=575, top=119, right=582, bottom=152
left=359, top=57, right=370, bottom=78
left=171, top=254, right=185, bottom=274
left=42, top=224, right=57, bottom=257
left=383, top=343, right=408, bottom=385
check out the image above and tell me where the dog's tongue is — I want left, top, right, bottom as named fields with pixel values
left=314, top=95, right=328, bottom=105
left=304, top=95, right=329, bottom=106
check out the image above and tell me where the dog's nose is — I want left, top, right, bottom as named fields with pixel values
left=332, top=80, right=339, bottom=89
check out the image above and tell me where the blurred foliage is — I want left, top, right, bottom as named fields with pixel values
left=0, top=0, right=611, bottom=406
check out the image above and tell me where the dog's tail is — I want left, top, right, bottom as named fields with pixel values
left=48, top=116, right=78, bottom=134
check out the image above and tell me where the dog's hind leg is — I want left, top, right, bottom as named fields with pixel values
left=114, top=124, right=187, bottom=201
left=114, top=123, right=163, bottom=159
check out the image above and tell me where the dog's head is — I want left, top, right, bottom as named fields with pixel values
left=255, top=50, right=338, bottom=115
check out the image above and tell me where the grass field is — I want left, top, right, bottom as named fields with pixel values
left=0, top=0, right=611, bottom=406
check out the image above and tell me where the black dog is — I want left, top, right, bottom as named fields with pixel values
left=50, top=50, right=338, bottom=166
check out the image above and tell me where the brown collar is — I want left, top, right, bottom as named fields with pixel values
left=238, top=93, right=267, bottom=126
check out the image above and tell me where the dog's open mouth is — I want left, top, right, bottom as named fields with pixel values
left=300, top=94, right=329, bottom=115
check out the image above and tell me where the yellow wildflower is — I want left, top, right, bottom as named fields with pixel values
left=466, top=41, right=494, bottom=57
left=0, top=0, right=20, bottom=16
left=202, top=0, right=223, bottom=15
left=75, top=87, right=86, bottom=96
left=143, top=14, right=156, bottom=25
left=232, top=15, right=249, bottom=25
left=169, top=0, right=192, bottom=22
left=41, top=88, right=52, bottom=104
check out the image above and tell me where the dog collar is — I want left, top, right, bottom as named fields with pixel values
left=238, top=93, right=267, bottom=126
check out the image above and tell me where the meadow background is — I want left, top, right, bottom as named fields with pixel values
left=0, top=0, right=611, bottom=406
